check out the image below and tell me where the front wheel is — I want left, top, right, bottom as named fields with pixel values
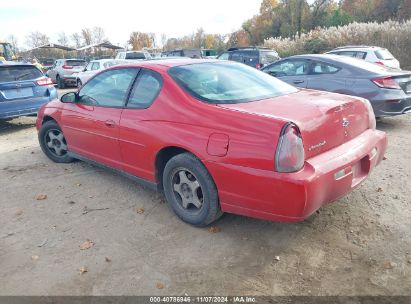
left=77, top=79, right=82, bottom=88
left=38, top=120, right=74, bottom=163
left=163, top=153, right=222, bottom=226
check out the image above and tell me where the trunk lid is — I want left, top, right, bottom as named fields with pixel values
left=218, top=89, right=370, bottom=159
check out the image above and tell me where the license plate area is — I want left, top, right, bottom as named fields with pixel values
left=1, top=87, right=34, bottom=99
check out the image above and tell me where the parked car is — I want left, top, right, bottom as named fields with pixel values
left=162, top=49, right=202, bottom=59
left=38, top=58, right=55, bottom=72
left=71, top=59, right=128, bottom=87
left=0, top=62, right=57, bottom=119
left=46, top=59, right=87, bottom=89
left=115, top=51, right=152, bottom=60
left=262, top=54, right=411, bottom=117
left=36, top=59, right=386, bottom=226
left=217, top=47, right=280, bottom=69
left=327, top=46, right=401, bottom=69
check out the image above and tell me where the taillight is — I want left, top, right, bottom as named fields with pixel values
left=359, top=98, right=376, bottom=130
left=62, top=65, right=73, bottom=69
left=371, top=76, right=401, bottom=89
left=256, top=63, right=261, bottom=69
left=375, top=61, right=385, bottom=66
left=36, top=77, right=53, bottom=86
left=275, top=123, right=305, bottom=173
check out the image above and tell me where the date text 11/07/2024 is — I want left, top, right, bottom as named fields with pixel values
left=149, top=296, right=256, bottom=303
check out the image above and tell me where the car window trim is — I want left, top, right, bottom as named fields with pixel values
left=125, top=68, right=164, bottom=110
left=76, top=67, right=140, bottom=109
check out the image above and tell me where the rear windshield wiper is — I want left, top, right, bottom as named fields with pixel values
left=15, top=73, right=31, bottom=81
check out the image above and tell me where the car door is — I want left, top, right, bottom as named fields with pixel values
left=119, top=68, right=163, bottom=181
left=305, top=61, right=344, bottom=92
left=263, top=59, right=310, bottom=88
left=60, top=67, right=139, bottom=169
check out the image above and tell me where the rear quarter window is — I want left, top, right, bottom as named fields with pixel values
left=0, top=66, right=43, bottom=82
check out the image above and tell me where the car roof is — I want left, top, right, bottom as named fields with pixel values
left=284, top=54, right=358, bottom=63
left=330, top=45, right=383, bottom=51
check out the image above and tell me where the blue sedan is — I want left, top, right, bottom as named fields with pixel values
left=0, top=61, right=57, bottom=119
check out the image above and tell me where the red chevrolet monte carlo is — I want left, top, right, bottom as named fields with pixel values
left=36, top=59, right=387, bottom=226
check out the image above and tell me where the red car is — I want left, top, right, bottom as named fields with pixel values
left=36, top=59, right=387, bottom=226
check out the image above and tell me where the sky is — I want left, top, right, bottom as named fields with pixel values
left=0, top=0, right=263, bottom=49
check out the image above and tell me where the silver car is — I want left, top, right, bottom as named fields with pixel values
left=262, top=54, right=411, bottom=117
left=71, top=59, right=128, bottom=87
left=327, top=46, right=401, bottom=69
left=47, top=59, right=87, bottom=89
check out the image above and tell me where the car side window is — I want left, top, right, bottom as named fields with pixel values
left=266, top=60, right=310, bottom=76
left=339, top=51, right=357, bottom=58
left=231, top=52, right=243, bottom=63
left=355, top=52, right=367, bottom=59
left=218, top=52, right=230, bottom=60
left=311, top=62, right=340, bottom=75
left=78, top=68, right=138, bottom=107
left=91, top=62, right=100, bottom=70
left=127, top=69, right=163, bottom=109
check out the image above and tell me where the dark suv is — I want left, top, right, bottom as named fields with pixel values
left=217, top=47, right=280, bottom=69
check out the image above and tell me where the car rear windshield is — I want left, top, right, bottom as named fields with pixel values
left=375, top=49, right=394, bottom=60
left=260, top=51, right=280, bottom=64
left=66, top=60, right=86, bottom=66
left=0, top=65, right=43, bottom=82
left=168, top=62, right=298, bottom=104
left=125, top=52, right=146, bottom=60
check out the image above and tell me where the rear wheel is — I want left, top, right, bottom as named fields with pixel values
left=57, top=75, right=65, bottom=89
left=38, top=120, right=73, bottom=163
left=163, top=153, right=222, bottom=226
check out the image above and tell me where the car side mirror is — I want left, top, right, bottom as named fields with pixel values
left=60, top=92, right=77, bottom=103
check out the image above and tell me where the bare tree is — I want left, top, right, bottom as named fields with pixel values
left=71, top=33, right=83, bottom=48
left=81, top=28, right=93, bottom=46
left=92, top=26, right=106, bottom=44
left=161, top=33, right=167, bottom=49
left=7, top=34, right=19, bottom=53
left=26, top=31, right=50, bottom=48
left=57, top=32, right=69, bottom=46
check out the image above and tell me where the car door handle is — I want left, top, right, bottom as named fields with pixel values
left=293, top=80, right=305, bottom=84
left=105, top=120, right=116, bottom=128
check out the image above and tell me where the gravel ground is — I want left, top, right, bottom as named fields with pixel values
left=0, top=98, right=410, bottom=295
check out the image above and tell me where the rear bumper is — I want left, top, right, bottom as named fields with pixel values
left=0, top=95, right=55, bottom=119
left=371, top=95, right=411, bottom=117
left=206, top=129, right=387, bottom=222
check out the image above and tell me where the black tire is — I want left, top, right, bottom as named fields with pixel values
left=57, top=75, right=65, bottom=89
left=38, top=120, right=74, bottom=163
left=77, top=79, right=82, bottom=88
left=163, top=153, right=222, bottom=226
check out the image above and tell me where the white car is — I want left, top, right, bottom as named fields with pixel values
left=72, top=59, right=127, bottom=87
left=327, top=46, right=401, bottom=69
left=115, top=50, right=152, bottom=60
